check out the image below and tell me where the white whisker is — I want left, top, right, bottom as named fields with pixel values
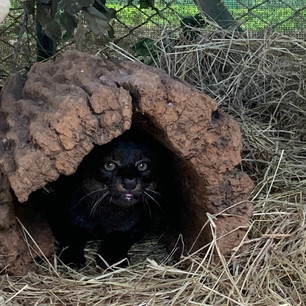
left=145, top=188, right=163, bottom=198
left=109, top=192, right=116, bottom=205
left=144, top=191, right=163, bottom=212
left=90, top=191, right=110, bottom=216
left=143, top=197, right=152, bottom=219
left=77, top=186, right=108, bottom=205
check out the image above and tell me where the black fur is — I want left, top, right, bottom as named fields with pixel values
left=47, top=129, right=175, bottom=268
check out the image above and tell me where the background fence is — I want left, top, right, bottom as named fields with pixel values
left=0, top=0, right=305, bottom=86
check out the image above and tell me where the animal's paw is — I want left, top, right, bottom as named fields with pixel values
left=59, top=247, right=86, bottom=269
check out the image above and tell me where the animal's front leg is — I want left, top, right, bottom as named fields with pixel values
left=97, top=232, right=136, bottom=268
left=58, top=242, right=87, bottom=268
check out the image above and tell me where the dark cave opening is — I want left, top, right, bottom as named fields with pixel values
left=24, top=119, right=186, bottom=268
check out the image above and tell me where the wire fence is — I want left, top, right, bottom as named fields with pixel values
left=228, top=0, right=306, bottom=34
left=98, top=0, right=306, bottom=41
left=0, top=0, right=305, bottom=85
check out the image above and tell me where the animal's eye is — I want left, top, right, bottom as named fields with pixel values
left=137, top=162, right=148, bottom=172
left=104, top=161, right=116, bottom=171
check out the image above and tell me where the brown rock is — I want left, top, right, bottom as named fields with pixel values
left=0, top=51, right=253, bottom=275
left=0, top=167, right=53, bottom=275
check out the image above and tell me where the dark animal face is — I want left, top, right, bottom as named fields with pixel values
left=96, top=141, right=159, bottom=206
left=81, top=137, right=162, bottom=212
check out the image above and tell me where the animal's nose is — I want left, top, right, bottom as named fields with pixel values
left=122, top=178, right=138, bottom=190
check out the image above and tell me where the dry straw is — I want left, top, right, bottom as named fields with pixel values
left=1, top=27, right=305, bottom=305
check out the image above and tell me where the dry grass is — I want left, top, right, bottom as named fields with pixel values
left=1, top=28, right=306, bottom=305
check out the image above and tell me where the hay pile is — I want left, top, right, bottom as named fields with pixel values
left=1, top=28, right=306, bottom=305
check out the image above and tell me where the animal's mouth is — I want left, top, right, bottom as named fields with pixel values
left=112, top=191, right=141, bottom=206
left=112, top=191, right=139, bottom=205
left=124, top=193, right=134, bottom=201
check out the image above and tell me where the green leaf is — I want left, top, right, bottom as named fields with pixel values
left=93, top=0, right=116, bottom=19
left=57, top=0, right=71, bottom=11
left=181, top=14, right=205, bottom=28
left=45, top=20, right=62, bottom=41
left=139, top=0, right=154, bottom=9
left=83, top=9, right=111, bottom=36
left=37, top=5, right=53, bottom=27
left=132, top=37, right=155, bottom=56
left=87, top=6, right=108, bottom=19
left=104, top=7, right=116, bottom=19
left=38, top=0, right=51, bottom=4
left=108, top=25, right=115, bottom=38
left=95, top=0, right=107, bottom=7
left=78, top=0, right=95, bottom=8
left=95, top=17, right=111, bottom=35
left=65, top=2, right=82, bottom=15
left=60, top=11, right=78, bottom=41
left=74, top=22, right=87, bottom=50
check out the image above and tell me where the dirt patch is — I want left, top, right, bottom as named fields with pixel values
left=0, top=51, right=253, bottom=275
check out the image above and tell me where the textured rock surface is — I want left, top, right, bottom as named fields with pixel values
left=0, top=51, right=253, bottom=275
